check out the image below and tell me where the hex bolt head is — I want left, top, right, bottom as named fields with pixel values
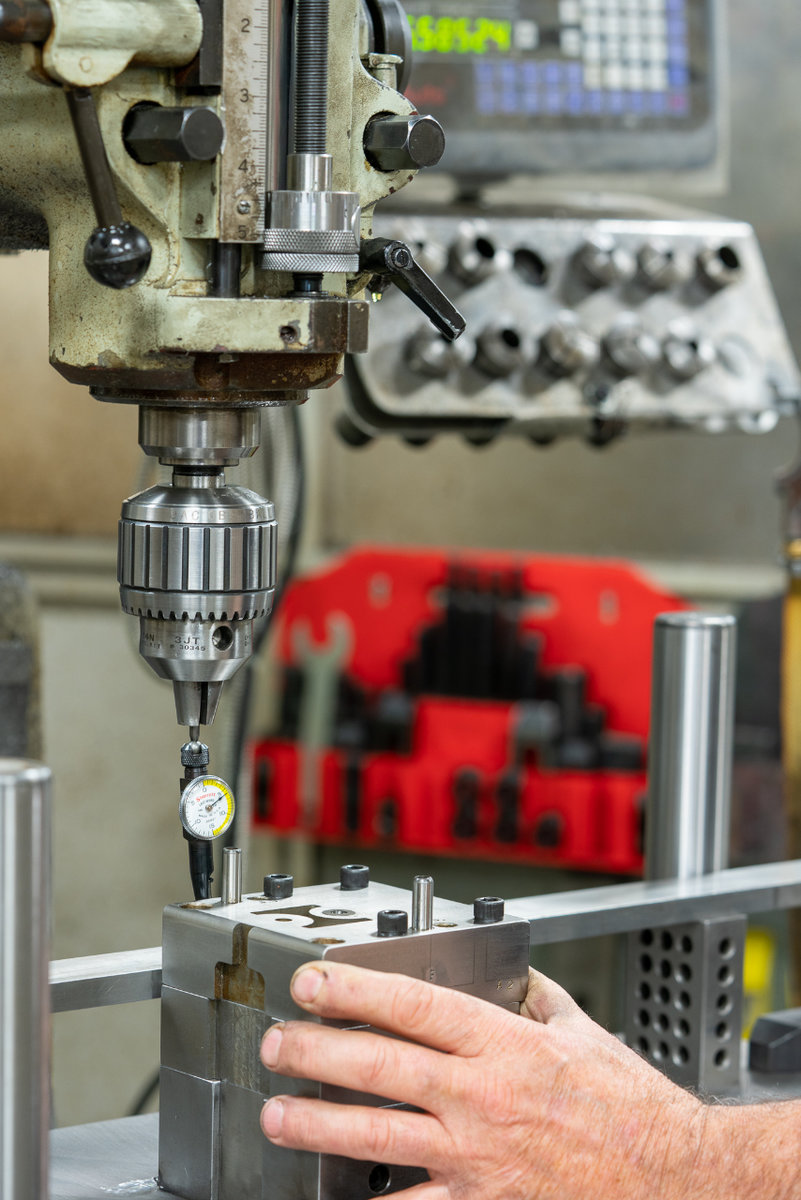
left=340, top=863, right=370, bottom=891
left=540, top=313, right=600, bottom=376
left=604, top=315, right=661, bottom=376
left=364, top=113, right=445, bottom=172
left=577, top=233, right=636, bottom=288
left=697, top=243, right=743, bottom=291
left=662, top=325, right=716, bottom=380
left=377, top=909, right=408, bottom=937
left=637, top=240, right=693, bottom=290
left=264, top=873, right=294, bottom=900
left=124, top=104, right=225, bottom=165
left=473, top=896, right=505, bottom=924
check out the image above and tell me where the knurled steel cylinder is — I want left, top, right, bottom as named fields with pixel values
left=117, top=482, right=277, bottom=621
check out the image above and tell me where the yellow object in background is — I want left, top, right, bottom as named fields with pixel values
left=743, top=928, right=778, bottom=1037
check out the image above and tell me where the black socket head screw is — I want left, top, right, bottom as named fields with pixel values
left=473, top=896, right=505, bottom=924
left=377, top=909, right=408, bottom=937
left=264, top=873, right=294, bottom=901
left=340, top=863, right=370, bottom=891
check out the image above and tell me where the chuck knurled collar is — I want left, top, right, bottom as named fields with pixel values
left=181, top=741, right=210, bottom=768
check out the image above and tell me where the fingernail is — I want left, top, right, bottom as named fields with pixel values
left=261, top=1024, right=284, bottom=1068
left=292, top=966, right=325, bottom=1004
left=261, top=1098, right=284, bottom=1139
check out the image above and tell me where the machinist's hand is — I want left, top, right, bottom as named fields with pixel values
left=259, top=961, right=720, bottom=1200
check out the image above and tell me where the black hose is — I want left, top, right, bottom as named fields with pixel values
left=128, top=1069, right=160, bottom=1117
left=222, top=403, right=306, bottom=848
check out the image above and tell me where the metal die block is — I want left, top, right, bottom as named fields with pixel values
left=624, top=915, right=746, bottom=1092
left=162, top=904, right=239, bottom=997
left=216, top=999, right=271, bottom=1095
left=161, top=986, right=216, bottom=1078
left=219, top=1082, right=266, bottom=1199
left=158, top=1068, right=221, bottom=1200
left=320, top=1146, right=428, bottom=1200
left=159, top=880, right=531, bottom=1200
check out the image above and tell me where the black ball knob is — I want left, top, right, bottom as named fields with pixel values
left=263, top=873, right=294, bottom=900
left=473, top=896, right=505, bottom=924
left=340, top=863, right=370, bottom=891
left=84, top=221, right=151, bottom=289
left=377, top=909, right=408, bottom=937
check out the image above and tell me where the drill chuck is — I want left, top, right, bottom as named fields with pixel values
left=118, top=475, right=277, bottom=727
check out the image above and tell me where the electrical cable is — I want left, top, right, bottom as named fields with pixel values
left=222, top=402, right=306, bottom=848
left=127, top=1067, right=161, bottom=1118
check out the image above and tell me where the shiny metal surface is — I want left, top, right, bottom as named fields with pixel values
left=221, top=847, right=243, bottom=905
left=509, top=859, right=801, bottom=943
left=43, top=859, right=801, bottom=1019
left=263, top=153, right=360, bottom=273
left=577, top=231, right=636, bottom=287
left=50, top=947, right=162, bottom=1013
left=364, top=113, right=445, bottom=172
left=159, top=879, right=531, bottom=1198
left=604, top=314, right=661, bottom=376
left=645, top=612, right=736, bottom=882
left=411, top=874, right=434, bottom=932
left=51, top=1114, right=170, bottom=1200
left=350, top=213, right=800, bottom=438
left=474, top=320, right=529, bottom=378
left=117, top=472, right=277, bottom=727
left=138, top=408, right=261, bottom=467
left=541, top=312, right=600, bottom=375
left=0, top=759, right=50, bottom=1200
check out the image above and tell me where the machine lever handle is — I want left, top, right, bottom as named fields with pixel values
left=64, top=87, right=152, bottom=290
left=360, top=237, right=466, bottom=343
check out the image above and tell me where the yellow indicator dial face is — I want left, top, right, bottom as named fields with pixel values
left=179, top=776, right=235, bottom=841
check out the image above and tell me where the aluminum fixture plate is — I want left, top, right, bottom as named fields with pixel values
left=350, top=214, right=800, bottom=437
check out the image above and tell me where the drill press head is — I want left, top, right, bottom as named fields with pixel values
left=117, top=407, right=277, bottom=729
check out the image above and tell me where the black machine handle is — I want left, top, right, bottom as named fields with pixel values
left=64, top=87, right=152, bottom=290
left=360, top=237, right=466, bottom=343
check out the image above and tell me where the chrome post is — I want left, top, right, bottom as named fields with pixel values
left=645, top=612, right=737, bottom=882
left=0, top=759, right=51, bottom=1200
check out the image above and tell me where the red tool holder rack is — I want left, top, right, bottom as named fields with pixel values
left=250, top=546, right=686, bottom=875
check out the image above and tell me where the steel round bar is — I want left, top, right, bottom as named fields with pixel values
left=0, top=759, right=51, bottom=1200
left=645, top=612, right=736, bottom=882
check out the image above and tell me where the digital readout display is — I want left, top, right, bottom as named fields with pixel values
left=404, top=0, right=709, bottom=132
left=407, top=15, right=514, bottom=55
